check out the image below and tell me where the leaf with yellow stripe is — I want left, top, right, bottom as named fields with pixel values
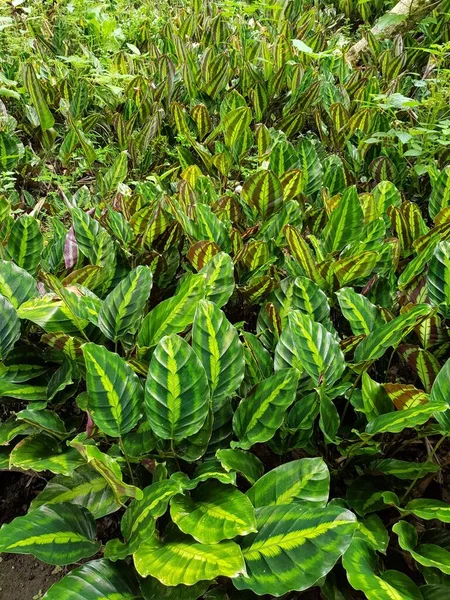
left=192, top=300, right=244, bottom=408
left=242, top=169, right=284, bottom=219
left=235, top=504, right=357, bottom=597
left=145, top=333, right=210, bottom=441
left=343, top=537, right=422, bottom=600
left=334, top=252, right=378, bottom=287
left=134, top=534, right=245, bottom=586
left=284, top=225, right=325, bottom=286
left=10, top=434, right=84, bottom=476
left=6, top=215, right=43, bottom=276
left=232, top=368, right=299, bottom=450
left=365, top=400, right=448, bottom=435
left=138, top=273, right=205, bottom=349
left=83, top=343, right=143, bottom=437
left=429, top=166, right=450, bottom=221
left=382, top=383, right=428, bottom=410
left=336, top=287, right=382, bottom=336
left=0, top=503, right=100, bottom=565
left=170, top=481, right=256, bottom=544
left=275, top=311, right=345, bottom=388
left=0, top=293, right=21, bottom=360
left=246, top=457, right=329, bottom=509
left=427, top=241, right=450, bottom=317
left=322, top=186, right=364, bottom=253
left=31, top=465, right=121, bottom=519
left=354, top=304, right=433, bottom=364
left=187, top=241, right=220, bottom=270
left=98, top=266, right=153, bottom=342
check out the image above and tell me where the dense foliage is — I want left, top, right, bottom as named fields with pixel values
left=1, top=0, right=450, bottom=598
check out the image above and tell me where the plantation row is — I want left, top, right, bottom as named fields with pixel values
left=0, top=0, right=450, bottom=598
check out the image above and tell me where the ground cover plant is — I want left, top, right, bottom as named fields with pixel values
left=1, top=0, right=450, bottom=597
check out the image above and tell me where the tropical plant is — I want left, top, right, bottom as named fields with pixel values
left=0, top=0, right=450, bottom=598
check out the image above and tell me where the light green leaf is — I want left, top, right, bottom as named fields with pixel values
left=170, top=481, right=256, bottom=544
left=246, top=457, right=330, bottom=508
left=10, top=434, right=84, bottom=475
left=215, top=448, right=264, bottom=485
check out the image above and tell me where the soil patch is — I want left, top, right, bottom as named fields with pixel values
left=0, top=554, right=68, bottom=600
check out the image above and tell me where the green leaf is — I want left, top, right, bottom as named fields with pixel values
left=242, top=169, right=284, bottom=219
left=430, top=357, right=450, bottom=431
left=70, top=436, right=143, bottom=501
left=246, top=457, right=330, bottom=508
left=134, top=535, right=245, bottom=586
left=406, top=499, right=450, bottom=523
left=31, top=465, right=121, bottom=519
left=0, top=132, right=22, bottom=171
left=83, top=343, right=143, bottom=437
left=297, top=137, right=322, bottom=197
left=138, top=274, right=205, bottom=348
left=0, top=503, right=100, bottom=565
left=192, top=300, right=244, bottom=406
left=0, top=293, right=21, bottom=360
left=336, top=287, right=382, bottom=336
left=98, top=266, right=153, bottom=342
left=199, top=252, right=235, bottom=307
left=16, top=408, right=67, bottom=438
left=323, top=186, right=364, bottom=253
left=369, top=459, right=440, bottom=480
left=428, top=241, right=450, bottom=317
left=232, top=368, right=299, bottom=449
left=365, top=401, right=448, bottom=435
left=0, top=417, right=35, bottom=445
left=140, top=577, right=208, bottom=600
left=275, top=311, right=345, bottom=387
left=10, top=434, right=84, bottom=475
left=394, top=520, right=450, bottom=575
left=145, top=334, right=210, bottom=441
left=343, top=537, right=422, bottom=600
left=429, top=166, right=450, bottom=220
left=170, top=481, right=256, bottom=544
left=105, top=473, right=192, bottom=560
left=0, top=260, right=37, bottom=309
left=6, top=215, right=44, bottom=276
left=354, top=304, right=433, bottom=363
left=42, top=559, right=142, bottom=600
left=215, top=448, right=264, bottom=485
left=235, top=504, right=356, bottom=596
left=23, top=64, right=55, bottom=130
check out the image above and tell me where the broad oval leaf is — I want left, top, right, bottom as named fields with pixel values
left=0, top=503, right=100, bottom=565
left=6, top=215, right=44, bottom=276
left=246, top=457, right=330, bottom=508
left=216, top=448, right=264, bottom=485
left=134, top=535, right=245, bottom=586
left=83, top=343, right=143, bottom=437
left=145, top=334, right=210, bottom=441
left=10, top=434, right=84, bottom=475
left=98, top=265, right=153, bottom=342
left=232, top=368, right=300, bottom=449
left=42, top=559, right=141, bottom=599
left=0, top=260, right=38, bottom=309
left=31, top=465, right=121, bottom=519
left=428, top=241, right=450, bottom=317
left=235, top=504, right=356, bottom=596
left=170, top=481, right=257, bottom=544
left=275, top=311, right=345, bottom=387
left=336, top=287, right=381, bottom=336
left=192, top=299, right=244, bottom=406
